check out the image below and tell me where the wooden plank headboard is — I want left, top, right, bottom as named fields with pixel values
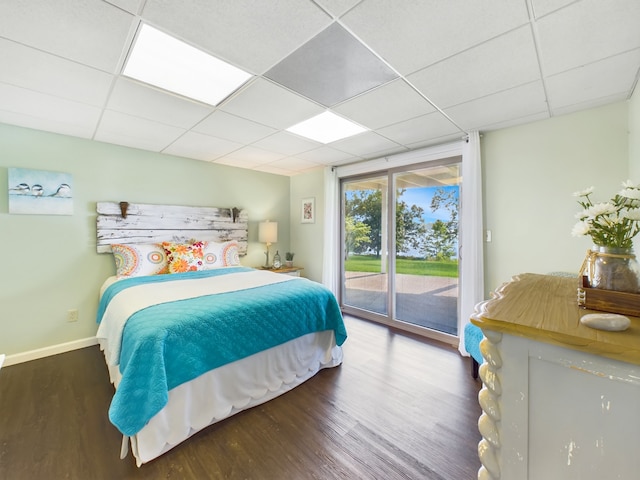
left=96, top=202, right=248, bottom=254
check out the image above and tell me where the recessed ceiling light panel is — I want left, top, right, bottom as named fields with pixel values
left=286, top=111, right=368, bottom=144
left=123, top=24, right=252, bottom=106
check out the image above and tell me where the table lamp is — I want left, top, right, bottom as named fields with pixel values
left=258, top=220, right=278, bottom=268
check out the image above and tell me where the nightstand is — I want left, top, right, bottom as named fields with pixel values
left=261, top=266, right=303, bottom=277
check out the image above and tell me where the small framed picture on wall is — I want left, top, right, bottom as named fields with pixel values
left=301, top=197, right=315, bottom=223
left=8, top=167, right=73, bottom=215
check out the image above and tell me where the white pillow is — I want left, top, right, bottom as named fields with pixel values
left=202, top=241, right=241, bottom=269
left=221, top=241, right=241, bottom=266
left=111, top=243, right=168, bottom=277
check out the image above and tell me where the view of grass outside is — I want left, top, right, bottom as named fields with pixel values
left=345, top=255, right=458, bottom=278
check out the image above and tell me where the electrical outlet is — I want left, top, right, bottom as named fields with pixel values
left=67, top=309, right=79, bottom=322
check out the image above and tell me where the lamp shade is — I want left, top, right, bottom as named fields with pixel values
left=258, top=221, right=278, bottom=244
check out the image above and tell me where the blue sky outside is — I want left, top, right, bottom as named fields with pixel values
left=399, top=185, right=459, bottom=224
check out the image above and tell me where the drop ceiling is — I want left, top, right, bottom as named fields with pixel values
left=0, top=0, right=638, bottom=176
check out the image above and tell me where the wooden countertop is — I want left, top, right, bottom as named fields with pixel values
left=471, top=273, right=640, bottom=366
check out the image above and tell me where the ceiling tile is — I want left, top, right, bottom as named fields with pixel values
left=530, top=0, right=575, bottom=18
left=213, top=156, right=262, bottom=170
left=107, top=78, right=213, bottom=129
left=332, top=131, right=403, bottom=156
left=326, top=156, right=365, bottom=167
left=219, top=78, right=325, bottom=129
left=377, top=112, right=464, bottom=146
left=192, top=111, right=277, bottom=144
left=0, top=109, right=97, bottom=139
left=313, top=0, right=362, bottom=18
left=342, top=0, right=530, bottom=74
left=163, top=131, right=242, bottom=161
left=265, top=156, right=322, bottom=172
left=0, top=39, right=113, bottom=106
left=265, top=23, right=397, bottom=106
left=0, top=0, right=134, bottom=72
left=220, top=145, right=286, bottom=165
left=444, top=82, right=549, bottom=131
left=251, top=132, right=321, bottom=156
left=406, top=133, right=469, bottom=151
left=536, top=0, right=640, bottom=76
left=141, top=0, right=332, bottom=73
left=251, top=163, right=297, bottom=176
left=546, top=49, right=640, bottom=112
left=551, top=93, right=628, bottom=117
left=474, top=111, right=550, bottom=133
left=294, top=146, right=360, bottom=164
left=407, top=26, right=540, bottom=109
left=333, top=79, right=435, bottom=129
left=0, top=83, right=102, bottom=135
left=94, top=110, right=185, bottom=151
left=360, top=145, right=410, bottom=161
left=104, top=0, right=143, bottom=15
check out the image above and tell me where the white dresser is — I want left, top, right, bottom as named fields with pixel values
left=472, top=273, right=640, bottom=480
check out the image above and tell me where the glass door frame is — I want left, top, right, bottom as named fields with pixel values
left=339, top=156, right=462, bottom=346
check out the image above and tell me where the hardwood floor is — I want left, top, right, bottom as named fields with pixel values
left=0, top=315, right=482, bottom=479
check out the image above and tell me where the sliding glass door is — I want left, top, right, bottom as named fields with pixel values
left=341, top=158, right=461, bottom=340
left=342, top=174, right=389, bottom=317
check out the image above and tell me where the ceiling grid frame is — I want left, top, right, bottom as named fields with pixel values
left=0, top=0, right=637, bottom=175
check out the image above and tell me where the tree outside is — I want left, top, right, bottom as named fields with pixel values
left=345, top=186, right=459, bottom=277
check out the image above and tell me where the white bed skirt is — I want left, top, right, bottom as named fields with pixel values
left=100, top=331, right=343, bottom=466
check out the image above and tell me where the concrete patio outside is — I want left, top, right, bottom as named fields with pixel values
left=344, top=272, right=459, bottom=335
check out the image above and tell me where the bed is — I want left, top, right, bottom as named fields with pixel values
left=95, top=202, right=347, bottom=466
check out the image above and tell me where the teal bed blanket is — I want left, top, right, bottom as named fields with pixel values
left=97, top=268, right=347, bottom=437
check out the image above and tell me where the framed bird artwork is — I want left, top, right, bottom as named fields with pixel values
left=8, top=167, right=73, bottom=215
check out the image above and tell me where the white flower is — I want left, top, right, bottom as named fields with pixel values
left=573, top=186, right=594, bottom=197
left=572, top=180, right=640, bottom=248
left=607, top=215, right=624, bottom=225
left=571, top=221, right=591, bottom=237
left=622, top=209, right=640, bottom=221
left=619, top=188, right=640, bottom=200
left=586, top=202, right=617, bottom=218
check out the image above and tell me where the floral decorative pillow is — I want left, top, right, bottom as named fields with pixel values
left=162, top=241, right=205, bottom=273
left=201, top=241, right=241, bottom=269
left=111, top=243, right=168, bottom=277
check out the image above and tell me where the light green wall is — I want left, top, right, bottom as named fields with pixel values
left=630, top=87, right=640, bottom=181
left=0, top=123, right=290, bottom=356
left=629, top=88, right=639, bottom=254
left=482, top=102, right=629, bottom=292
left=290, top=168, right=325, bottom=282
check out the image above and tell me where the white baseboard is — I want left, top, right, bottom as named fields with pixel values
left=3, top=337, right=98, bottom=367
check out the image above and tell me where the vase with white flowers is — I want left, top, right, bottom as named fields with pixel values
left=572, top=180, right=640, bottom=293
